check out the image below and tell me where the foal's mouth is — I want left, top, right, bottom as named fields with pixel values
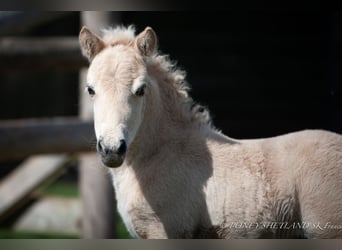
left=100, top=154, right=125, bottom=168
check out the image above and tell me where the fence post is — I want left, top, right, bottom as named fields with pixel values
left=79, top=11, right=120, bottom=238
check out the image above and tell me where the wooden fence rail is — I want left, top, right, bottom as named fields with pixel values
left=0, top=117, right=95, bottom=161
left=0, top=37, right=87, bottom=71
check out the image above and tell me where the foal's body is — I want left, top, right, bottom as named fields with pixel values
left=79, top=25, right=342, bottom=238
left=112, top=63, right=342, bottom=238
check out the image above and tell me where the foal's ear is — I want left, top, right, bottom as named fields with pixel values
left=134, top=27, right=157, bottom=57
left=79, top=26, right=105, bottom=62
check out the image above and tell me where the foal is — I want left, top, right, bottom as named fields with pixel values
left=79, top=25, right=342, bottom=238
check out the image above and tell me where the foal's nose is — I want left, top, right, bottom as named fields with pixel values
left=97, top=139, right=127, bottom=156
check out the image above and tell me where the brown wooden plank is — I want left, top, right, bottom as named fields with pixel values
left=0, top=155, right=67, bottom=222
left=0, top=12, right=71, bottom=36
left=0, top=117, right=95, bottom=161
left=0, top=37, right=87, bottom=71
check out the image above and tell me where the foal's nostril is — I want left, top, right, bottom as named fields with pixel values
left=117, top=139, right=127, bottom=156
left=97, top=140, right=107, bottom=155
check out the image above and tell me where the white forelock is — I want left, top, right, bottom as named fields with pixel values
left=101, top=25, right=136, bottom=44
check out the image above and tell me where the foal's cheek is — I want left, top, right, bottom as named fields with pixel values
left=93, top=102, right=106, bottom=139
left=127, top=99, right=144, bottom=143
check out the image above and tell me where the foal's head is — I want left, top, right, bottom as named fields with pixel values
left=79, top=26, right=157, bottom=168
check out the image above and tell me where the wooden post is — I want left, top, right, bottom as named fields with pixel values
left=79, top=11, right=120, bottom=238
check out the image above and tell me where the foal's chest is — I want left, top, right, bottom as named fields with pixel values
left=110, top=168, right=149, bottom=238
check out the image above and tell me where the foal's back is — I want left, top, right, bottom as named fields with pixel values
left=261, top=129, right=342, bottom=238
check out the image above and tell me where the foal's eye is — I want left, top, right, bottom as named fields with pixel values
left=134, top=85, right=146, bottom=97
left=86, top=86, right=95, bottom=97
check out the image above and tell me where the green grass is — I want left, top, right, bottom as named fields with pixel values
left=41, top=181, right=79, bottom=198
left=116, top=217, right=132, bottom=239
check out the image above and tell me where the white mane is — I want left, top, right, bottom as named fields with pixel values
left=101, top=25, right=136, bottom=44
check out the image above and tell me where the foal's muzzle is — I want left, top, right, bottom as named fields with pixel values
left=97, top=139, right=127, bottom=168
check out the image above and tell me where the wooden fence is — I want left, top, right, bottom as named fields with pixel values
left=0, top=12, right=119, bottom=238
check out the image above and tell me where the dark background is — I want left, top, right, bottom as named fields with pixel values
left=1, top=11, right=341, bottom=139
